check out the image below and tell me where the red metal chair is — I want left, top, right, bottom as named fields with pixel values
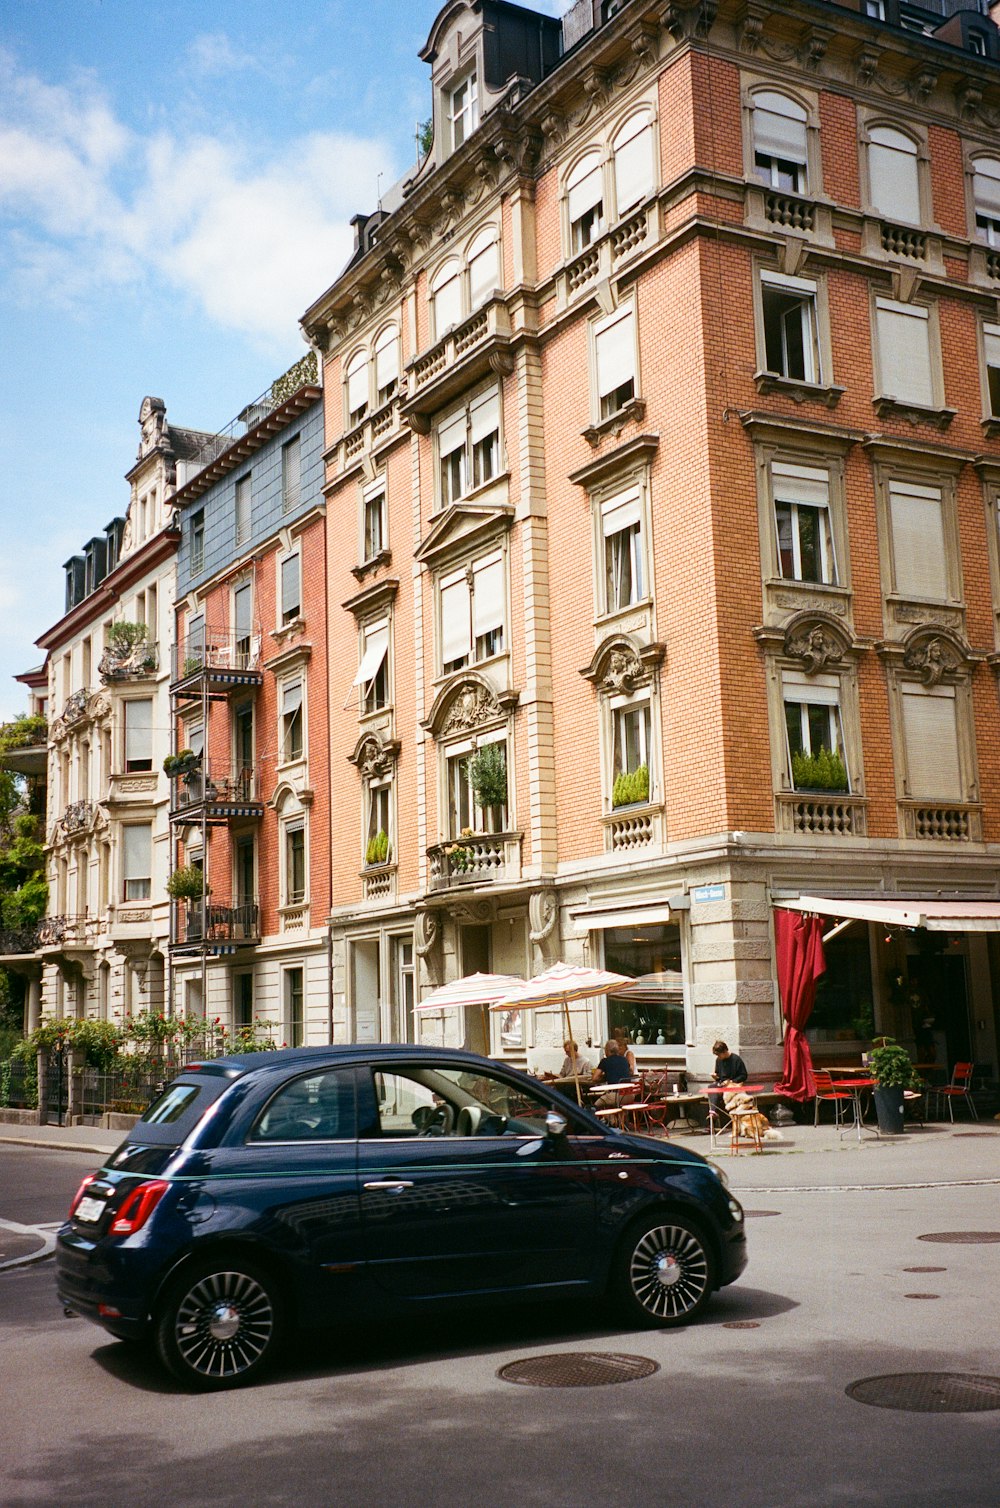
left=933, top=1062, right=978, bottom=1122
left=813, top=1070, right=854, bottom=1128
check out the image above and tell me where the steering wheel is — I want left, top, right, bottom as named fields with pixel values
left=416, top=1102, right=455, bottom=1136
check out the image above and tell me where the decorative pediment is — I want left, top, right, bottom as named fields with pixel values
left=878, top=625, right=978, bottom=685
left=423, top=673, right=518, bottom=738
left=342, top=578, right=399, bottom=622
left=415, top=499, right=513, bottom=570
left=783, top=612, right=855, bottom=675
left=580, top=635, right=665, bottom=694
left=349, top=732, right=401, bottom=779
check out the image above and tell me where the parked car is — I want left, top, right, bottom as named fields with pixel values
left=56, top=1044, right=747, bottom=1390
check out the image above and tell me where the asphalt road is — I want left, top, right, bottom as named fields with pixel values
left=1, top=1145, right=998, bottom=1508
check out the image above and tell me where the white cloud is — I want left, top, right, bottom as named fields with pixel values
left=0, top=50, right=397, bottom=343
left=184, top=32, right=263, bottom=78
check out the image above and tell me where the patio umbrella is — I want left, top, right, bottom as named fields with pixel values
left=414, top=971, right=524, bottom=1054
left=491, top=961, right=632, bottom=1104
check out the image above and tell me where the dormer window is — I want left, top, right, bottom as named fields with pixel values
left=449, top=73, right=479, bottom=150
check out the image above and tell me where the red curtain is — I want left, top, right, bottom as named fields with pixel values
left=772, top=909, right=826, bottom=1102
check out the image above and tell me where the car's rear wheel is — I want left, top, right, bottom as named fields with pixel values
left=155, top=1257, right=284, bottom=1390
left=613, top=1214, right=716, bottom=1327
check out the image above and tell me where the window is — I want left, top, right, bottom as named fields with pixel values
left=233, top=580, right=253, bottom=666
left=973, top=157, right=1000, bottom=247
left=984, top=322, right=1000, bottom=416
left=605, top=923, right=684, bottom=1049
left=601, top=489, right=644, bottom=611
left=447, top=737, right=508, bottom=836
left=252, top=1067, right=357, bottom=1140
left=235, top=474, right=251, bottom=545
left=969, top=31, right=987, bottom=58
left=467, top=227, right=500, bottom=310
left=436, top=388, right=501, bottom=506
left=863, top=1, right=885, bottom=17
left=282, top=436, right=301, bottom=514
left=345, top=349, right=369, bottom=427
left=867, top=125, right=921, bottom=224
left=366, top=779, right=391, bottom=863
left=234, top=972, right=253, bottom=1032
left=235, top=835, right=255, bottom=909
left=280, top=552, right=301, bottom=625
left=284, top=966, right=305, bottom=1047
left=567, top=151, right=604, bottom=252
left=362, top=481, right=386, bottom=561
left=285, top=826, right=306, bottom=905
left=751, top=91, right=808, bottom=193
left=353, top=620, right=389, bottom=713
left=901, top=685, right=962, bottom=799
left=772, top=463, right=837, bottom=584
left=190, top=510, right=205, bottom=574
left=123, top=698, right=152, bottom=773
left=612, top=700, right=652, bottom=802
left=874, top=297, right=934, bottom=406
left=594, top=304, right=636, bottom=419
left=366, top=1064, right=551, bottom=1139
left=783, top=675, right=848, bottom=792
left=761, top=271, right=818, bottom=383
left=440, top=551, right=505, bottom=673
left=374, top=325, right=399, bottom=405
left=613, top=112, right=655, bottom=215
left=449, top=72, right=478, bottom=150
left=122, top=823, right=152, bottom=901
left=888, top=479, right=948, bottom=600
left=280, top=678, right=304, bottom=762
left=234, top=703, right=254, bottom=789
left=431, top=260, right=463, bottom=339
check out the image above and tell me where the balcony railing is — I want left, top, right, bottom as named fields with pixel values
left=763, top=191, right=816, bottom=234
left=170, top=761, right=263, bottom=822
left=776, top=793, right=867, bottom=838
left=171, top=899, right=260, bottom=953
left=37, top=914, right=89, bottom=947
left=403, top=298, right=513, bottom=422
left=899, top=802, right=981, bottom=842
left=171, top=629, right=263, bottom=690
left=427, top=832, right=521, bottom=891
left=99, top=640, right=158, bottom=682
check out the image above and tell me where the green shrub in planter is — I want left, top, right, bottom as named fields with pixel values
left=469, top=743, right=507, bottom=812
left=166, top=865, right=206, bottom=901
left=365, top=829, right=391, bottom=866
left=163, top=750, right=200, bottom=777
left=791, top=746, right=848, bottom=793
left=612, top=764, right=649, bottom=809
left=868, top=1037, right=919, bottom=1088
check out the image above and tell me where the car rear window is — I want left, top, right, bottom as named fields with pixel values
left=141, top=1084, right=200, bottom=1125
left=123, top=1074, right=235, bottom=1147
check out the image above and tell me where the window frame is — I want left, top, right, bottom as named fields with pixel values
left=361, top=474, right=387, bottom=563
left=595, top=483, right=649, bottom=618
left=278, top=548, right=302, bottom=627
left=871, top=294, right=942, bottom=411
left=437, top=547, right=507, bottom=677
left=281, top=435, right=301, bottom=514
left=448, top=71, right=479, bottom=152
left=750, top=89, right=809, bottom=194
left=355, top=616, right=391, bottom=716
left=444, top=729, right=509, bottom=838
left=611, top=109, right=656, bottom=217
left=970, top=155, right=1000, bottom=247
left=860, top=116, right=930, bottom=228
left=770, top=461, right=839, bottom=587
left=566, top=149, right=605, bottom=254
left=592, top=300, right=638, bottom=422
left=758, top=269, right=822, bottom=385
left=234, top=473, right=252, bottom=546
left=433, top=384, right=503, bottom=510
left=781, top=672, right=849, bottom=793
left=283, top=965, right=306, bottom=1048
left=121, top=821, right=152, bottom=902
left=871, top=458, right=964, bottom=611
left=122, top=696, right=153, bottom=774
left=279, top=675, right=305, bottom=765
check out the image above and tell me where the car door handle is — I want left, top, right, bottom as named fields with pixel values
left=363, top=1180, right=414, bottom=1192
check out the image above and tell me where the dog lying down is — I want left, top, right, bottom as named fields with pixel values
left=723, top=1089, right=783, bottom=1141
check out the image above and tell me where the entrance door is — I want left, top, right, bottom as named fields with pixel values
left=460, top=923, right=491, bottom=1054
left=907, top=952, right=972, bottom=1068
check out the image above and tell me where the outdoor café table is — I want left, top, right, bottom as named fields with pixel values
left=831, top=1077, right=877, bottom=1141
left=701, top=1084, right=764, bottom=1151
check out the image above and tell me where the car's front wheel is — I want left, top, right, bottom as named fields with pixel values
left=613, top=1214, right=716, bottom=1327
left=155, top=1257, right=284, bottom=1390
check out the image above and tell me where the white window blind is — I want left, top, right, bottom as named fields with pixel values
left=235, top=475, right=251, bottom=543
left=346, top=352, right=368, bottom=418
left=889, top=480, right=947, bottom=599
left=601, top=489, right=642, bottom=537
left=282, top=436, right=300, bottom=511
left=438, top=409, right=466, bottom=461
left=613, top=113, right=654, bottom=213
left=472, top=554, right=504, bottom=639
left=123, top=824, right=151, bottom=899
left=901, top=687, right=961, bottom=799
left=352, top=625, right=388, bottom=687
left=234, top=583, right=252, bottom=639
left=753, top=91, right=807, bottom=163
left=984, top=322, right=1000, bottom=370
left=568, top=152, right=603, bottom=223
left=282, top=680, right=302, bottom=717
left=432, top=262, right=462, bottom=334
left=469, top=389, right=499, bottom=445
left=782, top=671, right=840, bottom=706
left=868, top=126, right=921, bottom=223
left=124, top=699, right=152, bottom=765
left=281, top=554, right=301, bottom=619
left=595, top=307, right=635, bottom=399
left=771, top=461, right=830, bottom=508
left=875, top=298, right=933, bottom=406
left=467, top=230, right=500, bottom=308
left=973, top=157, right=1000, bottom=218
left=374, top=327, right=399, bottom=394
left=441, top=573, right=471, bottom=666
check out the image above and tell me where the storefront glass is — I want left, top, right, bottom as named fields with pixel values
left=603, top=923, right=684, bottom=1048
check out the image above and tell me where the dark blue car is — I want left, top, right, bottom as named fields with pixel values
left=56, top=1044, right=747, bottom=1390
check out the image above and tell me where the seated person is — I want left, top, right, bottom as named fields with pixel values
left=710, top=1039, right=748, bottom=1087
left=611, top=1027, right=637, bottom=1076
left=591, top=1039, right=633, bottom=1108
left=541, top=1039, right=593, bottom=1082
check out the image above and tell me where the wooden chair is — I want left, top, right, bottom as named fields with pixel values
left=813, top=1069, right=854, bottom=1128
left=932, top=1062, right=978, bottom=1122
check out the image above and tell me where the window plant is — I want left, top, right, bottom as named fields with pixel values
left=791, top=746, right=848, bottom=792
left=365, top=828, right=391, bottom=866
left=166, top=865, right=206, bottom=901
left=469, top=743, right=507, bottom=825
left=612, top=763, right=649, bottom=809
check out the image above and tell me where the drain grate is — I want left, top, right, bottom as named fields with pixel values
left=497, top=1352, right=658, bottom=1388
left=904, top=1266, right=946, bottom=1273
left=723, top=1321, right=761, bottom=1329
left=847, top=1373, right=1000, bottom=1413
left=918, top=1231, right=1000, bottom=1244
left=953, top=1132, right=999, bottom=1138
left=903, top=1293, right=939, bottom=1300
left=743, top=1210, right=780, bottom=1218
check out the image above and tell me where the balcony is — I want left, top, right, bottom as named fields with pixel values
left=99, top=639, right=158, bottom=683
left=169, top=760, right=263, bottom=825
left=427, top=832, right=521, bottom=891
left=171, top=899, right=260, bottom=956
left=601, top=803, right=663, bottom=854
left=402, top=299, right=514, bottom=428
left=899, top=802, right=982, bottom=843
left=332, top=396, right=402, bottom=474
left=37, top=914, right=90, bottom=948
left=776, top=792, right=867, bottom=837
left=171, top=630, right=263, bottom=696
left=0, top=719, right=47, bottom=779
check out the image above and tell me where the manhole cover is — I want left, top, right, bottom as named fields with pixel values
left=497, top=1352, right=658, bottom=1388
left=918, top=1231, right=1000, bottom=1244
left=723, top=1321, right=761, bottom=1329
left=953, top=1133, right=999, bottom=1138
left=903, top=1293, right=939, bottom=1300
left=904, top=1266, right=946, bottom=1273
left=847, top=1373, right=1000, bottom=1413
left=743, top=1210, right=780, bottom=1218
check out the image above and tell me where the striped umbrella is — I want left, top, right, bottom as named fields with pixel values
left=415, top=972, right=524, bottom=1054
left=491, top=962, right=632, bottom=1103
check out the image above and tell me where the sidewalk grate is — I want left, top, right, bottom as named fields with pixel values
left=847, top=1373, right=1000, bottom=1413
left=918, top=1231, right=1000, bottom=1243
left=497, top=1352, right=658, bottom=1388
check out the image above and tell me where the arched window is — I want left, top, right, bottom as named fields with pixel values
left=373, top=324, right=399, bottom=405
left=345, top=348, right=369, bottom=427
left=613, top=112, right=655, bottom=215
left=973, top=156, right=1000, bottom=247
left=867, top=126, right=921, bottom=225
left=467, top=227, right=500, bottom=310
left=431, top=259, right=463, bottom=338
left=567, top=150, right=604, bottom=253
left=751, top=91, right=808, bottom=193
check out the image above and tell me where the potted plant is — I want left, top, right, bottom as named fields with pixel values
left=469, top=744, right=507, bottom=830
left=791, top=746, right=848, bottom=793
left=868, top=1036, right=918, bottom=1135
left=163, top=749, right=200, bottom=778
left=166, top=865, right=207, bottom=901
left=365, top=829, right=391, bottom=867
left=612, top=763, right=649, bottom=809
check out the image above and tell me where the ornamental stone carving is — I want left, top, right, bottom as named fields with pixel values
left=414, top=909, right=440, bottom=959
left=581, top=637, right=665, bottom=695
left=61, top=800, right=94, bottom=836
left=349, top=732, right=400, bottom=780
left=529, top=889, right=558, bottom=945
left=784, top=622, right=846, bottom=675
left=440, top=684, right=503, bottom=737
left=902, top=632, right=965, bottom=687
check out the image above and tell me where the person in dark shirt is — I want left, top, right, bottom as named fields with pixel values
left=592, top=1040, right=633, bottom=1108
left=711, top=1040, right=748, bottom=1087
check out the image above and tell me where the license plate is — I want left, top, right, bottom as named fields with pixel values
left=75, top=1195, right=106, bottom=1224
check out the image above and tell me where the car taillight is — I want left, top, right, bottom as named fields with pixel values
left=110, top=1180, right=170, bottom=1236
left=68, top=1174, right=96, bottom=1218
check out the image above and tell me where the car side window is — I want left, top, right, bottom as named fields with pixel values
left=367, top=1066, right=554, bottom=1139
left=250, top=1069, right=356, bottom=1141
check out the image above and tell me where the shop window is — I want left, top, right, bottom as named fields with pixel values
left=808, top=933, right=874, bottom=1044
left=604, top=923, right=685, bottom=1048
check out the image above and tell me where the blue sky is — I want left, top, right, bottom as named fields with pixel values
left=0, top=0, right=567, bottom=722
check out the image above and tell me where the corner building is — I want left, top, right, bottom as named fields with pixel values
left=304, top=0, right=1000, bottom=1083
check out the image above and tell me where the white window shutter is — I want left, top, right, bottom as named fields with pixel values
left=902, top=688, right=961, bottom=799
left=595, top=308, right=635, bottom=398
left=889, top=482, right=947, bottom=599
left=868, top=128, right=921, bottom=223
left=472, top=555, right=504, bottom=638
left=753, top=92, right=808, bottom=163
left=568, top=153, right=603, bottom=223
left=613, top=116, right=654, bottom=212
left=771, top=462, right=830, bottom=508
left=441, top=576, right=471, bottom=665
left=876, top=300, right=933, bottom=406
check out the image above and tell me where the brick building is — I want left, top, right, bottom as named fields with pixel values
left=301, top=0, right=1000, bottom=1081
left=168, top=355, right=331, bottom=1043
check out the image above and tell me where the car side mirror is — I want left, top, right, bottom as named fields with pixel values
left=545, top=1109, right=568, bottom=1138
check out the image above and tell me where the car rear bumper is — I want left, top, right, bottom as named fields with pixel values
left=55, top=1226, right=154, bottom=1339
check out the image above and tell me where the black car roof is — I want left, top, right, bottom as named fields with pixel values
left=184, top=1043, right=509, bottom=1077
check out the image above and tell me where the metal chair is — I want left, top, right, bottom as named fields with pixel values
left=813, top=1070, right=854, bottom=1128
left=933, top=1062, right=978, bottom=1122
